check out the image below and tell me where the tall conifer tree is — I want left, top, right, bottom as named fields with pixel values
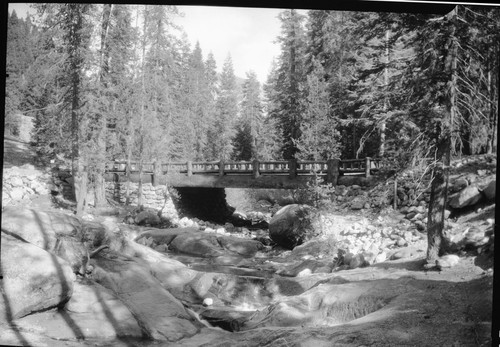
left=214, top=54, right=239, bottom=160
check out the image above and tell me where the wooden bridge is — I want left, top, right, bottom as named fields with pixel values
left=104, top=158, right=389, bottom=189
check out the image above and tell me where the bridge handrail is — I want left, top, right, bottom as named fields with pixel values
left=105, top=157, right=386, bottom=179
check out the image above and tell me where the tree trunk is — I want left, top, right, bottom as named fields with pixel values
left=426, top=6, right=457, bottom=263
left=125, top=146, right=132, bottom=205
left=426, top=154, right=448, bottom=261
left=75, top=162, right=87, bottom=217
left=138, top=159, right=144, bottom=208
left=486, top=41, right=498, bottom=154
left=68, top=5, right=85, bottom=217
left=379, top=29, right=389, bottom=158
left=94, top=4, right=112, bottom=208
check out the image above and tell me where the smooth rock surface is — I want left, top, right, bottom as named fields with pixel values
left=1, top=233, right=75, bottom=320
left=1, top=208, right=82, bottom=250
left=14, top=280, right=142, bottom=340
left=93, top=251, right=201, bottom=341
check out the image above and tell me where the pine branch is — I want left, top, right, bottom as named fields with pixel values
left=463, top=6, right=494, bottom=21
left=456, top=75, right=492, bottom=103
left=355, top=125, right=378, bottom=159
left=456, top=98, right=488, bottom=121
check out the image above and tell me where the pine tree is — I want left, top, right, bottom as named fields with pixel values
left=233, top=70, right=262, bottom=160
left=19, top=14, right=67, bottom=159
left=90, top=4, right=113, bottom=207
left=295, top=58, right=341, bottom=160
left=232, top=122, right=254, bottom=161
left=184, top=41, right=211, bottom=160
left=203, top=52, right=219, bottom=160
left=261, top=59, right=283, bottom=160
left=273, top=9, right=307, bottom=159
left=131, top=4, right=181, bottom=205
left=6, top=11, right=35, bottom=137
left=59, top=3, right=94, bottom=216
left=213, top=54, right=239, bottom=160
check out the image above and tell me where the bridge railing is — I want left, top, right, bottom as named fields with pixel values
left=105, top=157, right=388, bottom=184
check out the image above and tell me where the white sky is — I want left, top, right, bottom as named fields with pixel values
left=176, top=5, right=290, bottom=83
left=7, top=3, right=303, bottom=84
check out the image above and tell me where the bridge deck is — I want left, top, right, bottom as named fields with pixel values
left=104, top=158, right=389, bottom=188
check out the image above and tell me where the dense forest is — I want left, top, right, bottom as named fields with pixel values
left=6, top=5, right=499, bottom=162
left=5, top=4, right=499, bottom=258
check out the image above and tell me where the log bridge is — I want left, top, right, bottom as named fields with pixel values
left=104, top=158, right=387, bottom=189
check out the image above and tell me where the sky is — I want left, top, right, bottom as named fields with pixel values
left=176, top=5, right=289, bottom=83
left=7, top=3, right=302, bottom=84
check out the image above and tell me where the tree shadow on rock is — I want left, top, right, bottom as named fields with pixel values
left=90, top=280, right=144, bottom=346
left=31, top=210, right=85, bottom=340
left=0, top=273, right=30, bottom=346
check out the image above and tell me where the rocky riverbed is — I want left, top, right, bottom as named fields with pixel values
left=1, top=200, right=494, bottom=346
left=1, top=154, right=496, bottom=346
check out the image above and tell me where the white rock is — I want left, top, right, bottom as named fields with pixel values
left=436, top=254, right=460, bottom=269
left=82, top=214, right=94, bottom=221
left=403, top=231, right=413, bottom=242
left=374, top=252, right=387, bottom=263
left=10, top=176, right=24, bottom=187
left=203, top=298, right=213, bottom=306
left=297, top=268, right=312, bottom=277
left=9, top=187, right=25, bottom=200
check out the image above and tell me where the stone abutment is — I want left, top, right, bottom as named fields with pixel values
left=104, top=181, right=235, bottom=223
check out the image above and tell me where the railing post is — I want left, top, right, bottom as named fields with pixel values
left=187, top=161, right=193, bottom=176
left=365, top=157, right=371, bottom=177
left=152, top=160, right=160, bottom=186
left=289, top=158, right=297, bottom=179
left=219, top=160, right=224, bottom=176
left=327, top=158, right=339, bottom=185
left=252, top=159, right=260, bottom=178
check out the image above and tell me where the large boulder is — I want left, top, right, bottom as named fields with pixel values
left=450, top=176, right=469, bottom=194
left=269, top=204, right=322, bottom=249
left=136, top=228, right=265, bottom=258
left=13, top=280, right=143, bottom=341
left=93, top=252, right=201, bottom=341
left=0, top=233, right=75, bottom=320
left=1, top=208, right=113, bottom=274
left=215, top=236, right=265, bottom=257
left=1, top=207, right=82, bottom=250
left=448, top=185, right=483, bottom=209
left=169, top=233, right=225, bottom=257
left=480, top=179, right=496, bottom=201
